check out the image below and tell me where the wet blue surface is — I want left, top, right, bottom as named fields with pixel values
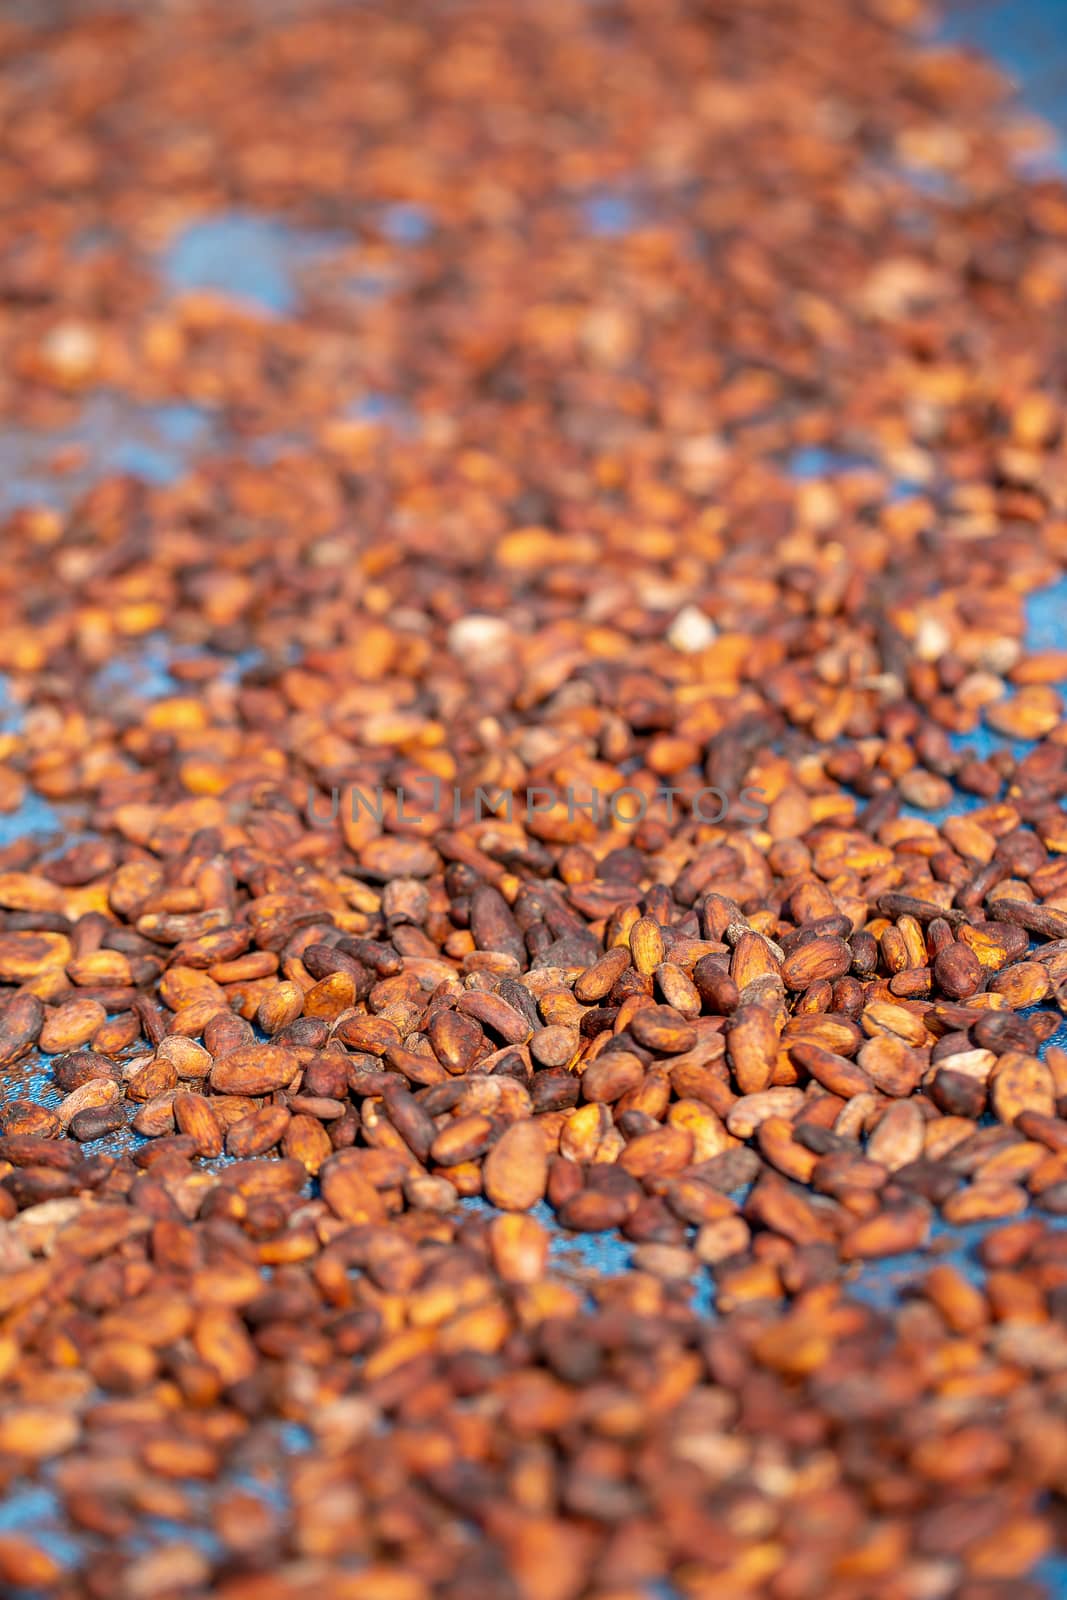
left=161, top=212, right=344, bottom=315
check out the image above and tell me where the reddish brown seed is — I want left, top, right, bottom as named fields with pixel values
left=574, top=948, right=631, bottom=1003
left=483, top=1120, right=548, bottom=1211
left=428, top=1007, right=485, bottom=1072
left=469, top=885, right=525, bottom=966
left=726, top=1005, right=778, bottom=1095
left=726, top=1088, right=806, bottom=1139
left=756, top=1116, right=818, bottom=1183
left=57, top=1077, right=120, bottom=1128
left=856, top=1032, right=923, bottom=1097
left=0, top=1406, right=79, bottom=1460
left=283, top=1113, right=333, bottom=1175
left=193, top=1307, right=257, bottom=1387
left=125, top=1054, right=178, bottom=1104
left=488, top=1213, right=550, bottom=1283
left=0, top=931, right=70, bottom=982
left=840, top=1205, right=930, bottom=1259
left=618, top=1124, right=693, bottom=1179
left=580, top=1049, right=645, bottom=1104
left=0, top=994, right=45, bottom=1062
left=990, top=1052, right=1056, bottom=1125
left=790, top=1041, right=873, bottom=1099
left=627, top=1005, right=696, bottom=1055
left=941, top=1182, right=1030, bottom=1224
left=669, top=1097, right=737, bottom=1161
left=68, top=1103, right=126, bottom=1142
left=0, top=1535, right=62, bottom=1589
left=209, top=1046, right=300, bottom=1095
left=746, top=1174, right=834, bottom=1246
left=172, top=1092, right=224, bottom=1158
left=318, top=1153, right=387, bottom=1225
left=692, top=957, right=740, bottom=1016
left=990, top=960, right=1051, bottom=1007
left=457, top=989, right=532, bottom=1043
left=529, top=1024, right=580, bottom=1068
left=922, top=1264, right=989, bottom=1333
left=780, top=936, right=852, bottom=991
left=933, top=941, right=984, bottom=999
left=694, top=1216, right=752, bottom=1264
left=629, top=916, right=665, bottom=976
left=653, top=961, right=702, bottom=1017
left=225, top=1105, right=291, bottom=1159
left=865, top=1101, right=925, bottom=1171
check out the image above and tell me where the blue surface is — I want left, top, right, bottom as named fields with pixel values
left=92, top=633, right=181, bottom=702
left=848, top=1213, right=1067, bottom=1311
left=938, top=0, right=1067, bottom=164
left=1038, top=1557, right=1067, bottom=1598
left=940, top=575, right=1067, bottom=777
left=344, top=392, right=413, bottom=431
left=0, top=677, right=64, bottom=844
left=581, top=189, right=642, bottom=237
left=161, top=212, right=343, bottom=315
left=0, top=396, right=216, bottom=512
left=0, top=791, right=62, bottom=850
left=92, top=636, right=265, bottom=705
left=1025, top=575, right=1067, bottom=653
left=785, top=445, right=922, bottom=502
left=380, top=202, right=433, bottom=245
left=787, top=445, right=874, bottom=479
left=113, top=402, right=214, bottom=481
left=0, top=1484, right=81, bottom=1574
